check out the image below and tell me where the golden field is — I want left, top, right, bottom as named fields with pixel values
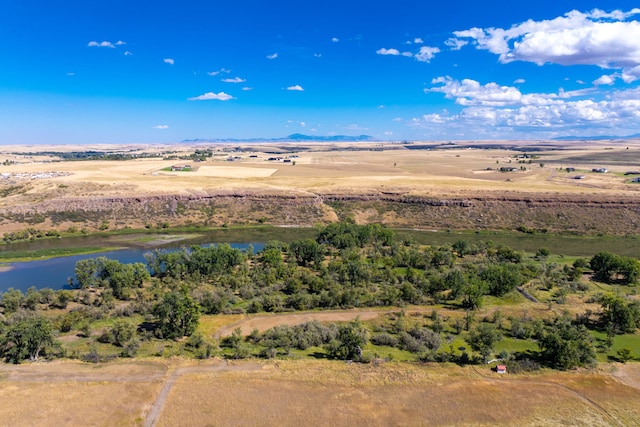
left=1, top=358, right=639, bottom=426
left=2, top=140, right=640, bottom=199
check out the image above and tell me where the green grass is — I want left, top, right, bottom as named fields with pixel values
left=495, top=336, right=538, bottom=354
left=591, top=330, right=640, bottom=362
left=0, top=246, right=121, bottom=262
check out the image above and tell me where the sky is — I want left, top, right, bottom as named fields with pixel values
left=1, top=1, right=640, bottom=144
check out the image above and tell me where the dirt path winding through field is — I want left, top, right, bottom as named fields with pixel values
left=143, top=361, right=264, bottom=427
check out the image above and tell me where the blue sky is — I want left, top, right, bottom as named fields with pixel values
left=1, top=1, right=639, bottom=144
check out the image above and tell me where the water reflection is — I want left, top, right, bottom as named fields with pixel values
left=0, top=243, right=262, bottom=292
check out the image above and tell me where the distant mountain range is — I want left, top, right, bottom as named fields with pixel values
left=553, top=133, right=640, bottom=141
left=183, top=134, right=375, bottom=143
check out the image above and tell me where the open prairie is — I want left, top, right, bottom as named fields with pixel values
left=3, top=140, right=640, bottom=235
left=1, top=358, right=639, bottom=427
left=3, top=140, right=640, bottom=198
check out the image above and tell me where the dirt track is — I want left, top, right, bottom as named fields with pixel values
left=143, top=361, right=264, bottom=427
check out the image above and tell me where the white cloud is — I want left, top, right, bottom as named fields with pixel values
left=376, top=48, right=400, bottom=56
left=209, top=68, right=231, bottom=76
left=593, top=74, right=617, bottom=85
left=344, top=124, right=369, bottom=131
left=153, top=125, right=169, bottom=129
left=187, top=92, right=235, bottom=101
left=453, top=9, right=640, bottom=81
left=287, top=85, right=304, bottom=91
left=124, top=51, right=132, bottom=56
left=222, top=77, right=246, bottom=83
left=115, top=40, right=126, bottom=46
left=314, top=53, right=322, bottom=57
left=415, top=46, right=440, bottom=62
left=332, top=37, right=340, bottom=42
left=414, top=37, right=424, bottom=44
left=417, top=77, right=640, bottom=139
left=267, top=53, right=278, bottom=59
left=242, top=87, right=253, bottom=91
left=444, top=37, right=468, bottom=50
left=514, top=78, right=526, bottom=84
left=164, top=58, right=175, bottom=65
left=428, top=76, right=593, bottom=107
left=88, top=41, right=115, bottom=48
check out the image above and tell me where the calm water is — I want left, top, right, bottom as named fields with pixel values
left=0, top=243, right=261, bottom=293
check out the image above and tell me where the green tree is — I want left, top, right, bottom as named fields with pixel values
left=466, top=323, right=502, bottom=362
left=617, top=347, right=634, bottom=363
left=599, top=294, right=640, bottom=334
left=153, top=290, right=200, bottom=339
left=1, top=316, right=55, bottom=363
left=109, top=320, right=136, bottom=347
left=481, top=264, right=524, bottom=297
left=538, top=318, right=595, bottom=370
left=289, top=238, right=325, bottom=267
left=0, top=288, right=25, bottom=313
left=590, top=252, right=640, bottom=285
left=326, top=317, right=368, bottom=361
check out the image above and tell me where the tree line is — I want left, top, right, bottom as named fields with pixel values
left=1, top=221, right=639, bottom=367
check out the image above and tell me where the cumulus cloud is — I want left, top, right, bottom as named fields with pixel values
left=514, top=78, right=526, bottom=84
left=444, top=37, right=468, bottom=50
left=453, top=8, right=640, bottom=81
left=376, top=48, right=400, bottom=56
left=415, top=46, right=440, bottom=62
left=377, top=45, right=439, bottom=62
left=153, top=125, right=169, bottom=129
left=429, top=76, right=593, bottom=107
left=187, top=92, right=235, bottom=101
left=222, top=77, right=246, bottom=83
left=242, top=87, right=253, bottom=91
left=88, top=41, right=115, bottom=48
left=124, top=51, right=133, bottom=56
left=287, top=85, right=304, bottom=91
left=267, top=53, right=278, bottom=59
left=332, top=37, right=340, bottom=42
left=593, top=74, right=617, bottom=85
left=417, top=76, right=640, bottom=138
left=115, top=40, right=126, bottom=46
left=164, top=58, right=175, bottom=65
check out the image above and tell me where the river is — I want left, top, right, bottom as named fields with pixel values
left=0, top=242, right=262, bottom=293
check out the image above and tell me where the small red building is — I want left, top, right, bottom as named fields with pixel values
left=496, top=365, right=507, bottom=374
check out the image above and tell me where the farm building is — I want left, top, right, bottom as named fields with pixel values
left=496, top=365, right=507, bottom=374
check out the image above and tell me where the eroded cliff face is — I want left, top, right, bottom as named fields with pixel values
left=2, top=190, right=640, bottom=235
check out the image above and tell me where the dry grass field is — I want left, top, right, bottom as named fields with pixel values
left=3, top=139, right=640, bottom=234
left=2, top=140, right=640, bottom=199
left=1, top=358, right=639, bottom=427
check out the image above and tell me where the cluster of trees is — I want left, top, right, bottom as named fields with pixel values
left=217, top=308, right=599, bottom=370
left=1, top=221, right=638, bottom=366
left=3, top=228, right=60, bottom=243
left=590, top=252, right=640, bottom=285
